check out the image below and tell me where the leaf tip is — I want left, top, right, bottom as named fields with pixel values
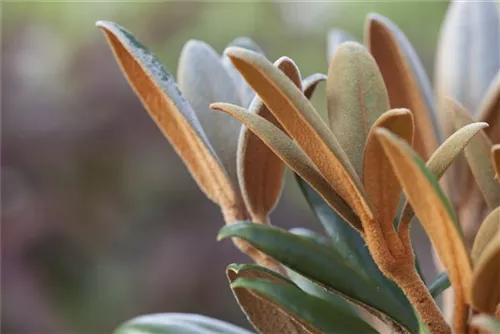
left=95, top=20, right=115, bottom=31
left=224, top=46, right=252, bottom=60
left=216, top=227, right=230, bottom=241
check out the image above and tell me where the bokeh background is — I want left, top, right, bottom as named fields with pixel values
left=2, top=2, right=450, bottom=333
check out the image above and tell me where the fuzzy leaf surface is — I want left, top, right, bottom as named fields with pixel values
left=224, top=47, right=372, bottom=228
left=212, top=103, right=362, bottom=230
left=237, top=57, right=302, bottom=223
left=327, top=41, right=390, bottom=178
left=366, top=13, right=439, bottom=158
left=376, top=128, right=471, bottom=332
left=96, top=21, right=237, bottom=208
left=451, top=99, right=500, bottom=209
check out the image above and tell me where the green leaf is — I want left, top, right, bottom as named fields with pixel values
left=227, top=263, right=317, bottom=334
left=296, top=175, right=372, bottom=268
left=219, top=222, right=419, bottom=333
left=114, top=313, right=253, bottom=334
left=296, top=176, right=421, bottom=327
left=287, top=228, right=360, bottom=314
left=232, top=277, right=377, bottom=334
left=427, top=272, right=450, bottom=298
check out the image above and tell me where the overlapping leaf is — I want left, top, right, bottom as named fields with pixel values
left=219, top=222, right=419, bottom=333
left=302, top=73, right=327, bottom=100
left=233, top=277, right=377, bottom=334
left=212, top=103, right=362, bottom=230
left=493, top=145, right=500, bottom=180
left=479, top=73, right=500, bottom=144
left=237, top=57, right=302, bottom=223
left=470, top=228, right=500, bottom=313
left=227, top=264, right=317, bottom=334
left=177, top=40, right=244, bottom=191
left=451, top=99, right=500, bottom=209
left=327, top=41, right=389, bottom=178
left=471, top=207, right=500, bottom=264
left=223, top=46, right=372, bottom=227
left=398, top=122, right=488, bottom=227
left=376, top=129, right=471, bottom=332
left=365, top=13, right=438, bottom=159
left=470, top=208, right=500, bottom=313
left=295, top=177, right=419, bottom=330
left=363, top=109, right=414, bottom=256
left=96, top=21, right=238, bottom=208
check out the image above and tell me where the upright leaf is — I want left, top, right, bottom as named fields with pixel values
left=471, top=207, right=500, bottom=264
left=366, top=14, right=439, bottom=158
left=435, top=0, right=500, bottom=130
left=363, top=109, right=414, bottom=256
left=96, top=21, right=237, bottom=208
left=212, top=103, right=362, bottom=231
left=470, top=229, right=500, bottom=313
left=451, top=99, right=500, bottom=209
left=376, top=129, right=472, bottom=333
left=219, top=222, right=419, bottom=333
left=177, top=40, right=243, bottom=191
left=237, top=57, right=302, bottom=223
left=493, top=145, right=500, bottom=180
left=398, top=122, right=488, bottom=227
left=327, top=42, right=390, bottom=178
left=224, top=47, right=373, bottom=227
left=479, top=73, right=500, bottom=144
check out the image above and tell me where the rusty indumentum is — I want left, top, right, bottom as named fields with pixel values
left=97, top=1, right=500, bottom=333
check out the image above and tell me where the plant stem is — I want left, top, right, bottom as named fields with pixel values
left=396, top=269, right=451, bottom=334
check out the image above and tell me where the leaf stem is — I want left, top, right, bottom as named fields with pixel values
left=395, top=268, right=451, bottom=334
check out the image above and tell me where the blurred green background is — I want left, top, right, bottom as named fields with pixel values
left=2, top=2, right=449, bottom=333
